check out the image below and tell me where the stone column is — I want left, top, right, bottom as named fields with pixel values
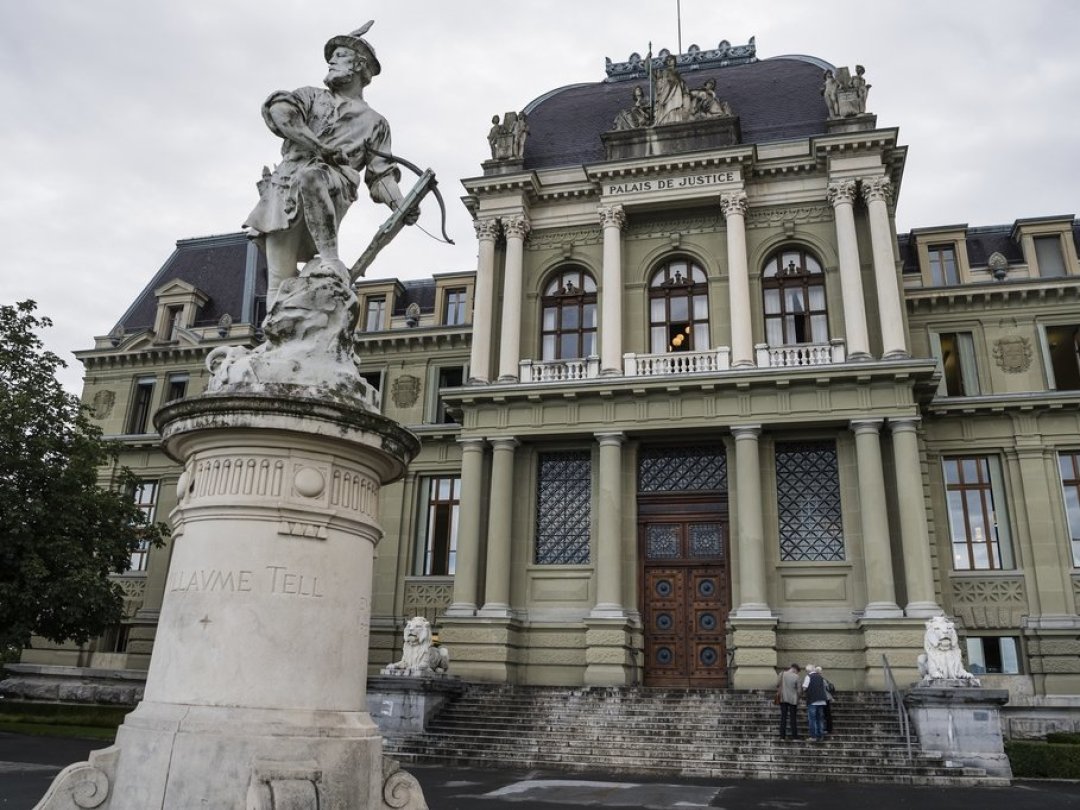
left=861, top=177, right=908, bottom=359
left=468, top=218, right=500, bottom=384
left=827, top=179, right=871, bottom=361
left=851, top=419, right=902, bottom=617
left=889, top=418, right=941, bottom=617
left=598, top=205, right=626, bottom=375
left=732, top=425, right=770, bottom=617
left=446, top=437, right=486, bottom=616
left=721, top=192, right=754, bottom=367
left=479, top=437, right=518, bottom=617
left=497, top=216, right=530, bottom=381
left=592, top=432, right=625, bottom=617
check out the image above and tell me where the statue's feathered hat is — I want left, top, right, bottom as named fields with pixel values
left=324, top=20, right=381, bottom=76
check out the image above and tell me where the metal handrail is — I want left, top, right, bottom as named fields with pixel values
left=882, top=653, right=913, bottom=760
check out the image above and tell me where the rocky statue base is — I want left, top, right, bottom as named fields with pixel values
left=905, top=686, right=1012, bottom=780
left=35, top=391, right=424, bottom=809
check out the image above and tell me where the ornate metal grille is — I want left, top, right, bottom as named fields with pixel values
left=646, top=524, right=680, bottom=559
left=689, top=523, right=724, bottom=558
left=776, top=442, right=845, bottom=561
left=638, top=446, right=727, bottom=493
left=535, top=450, right=591, bottom=564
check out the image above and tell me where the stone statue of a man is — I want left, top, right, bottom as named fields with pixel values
left=243, top=21, right=418, bottom=304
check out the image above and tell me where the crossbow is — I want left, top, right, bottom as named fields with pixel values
left=349, top=149, right=454, bottom=282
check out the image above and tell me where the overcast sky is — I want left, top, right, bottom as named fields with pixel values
left=2, top=0, right=1078, bottom=393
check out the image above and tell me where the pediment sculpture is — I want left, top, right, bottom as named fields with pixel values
left=822, top=64, right=871, bottom=119
left=488, top=111, right=528, bottom=161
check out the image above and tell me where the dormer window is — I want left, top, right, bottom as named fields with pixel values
left=1034, top=236, right=1067, bottom=277
left=152, top=279, right=208, bottom=342
left=1011, top=216, right=1078, bottom=279
left=928, top=244, right=960, bottom=286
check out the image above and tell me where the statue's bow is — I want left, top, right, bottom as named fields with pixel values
left=349, top=149, right=454, bottom=282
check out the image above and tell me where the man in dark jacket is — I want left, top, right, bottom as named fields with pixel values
left=802, top=664, right=829, bottom=742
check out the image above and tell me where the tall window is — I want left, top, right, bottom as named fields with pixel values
left=928, top=244, right=960, bottom=286
left=965, top=636, right=1021, bottom=674
left=127, top=377, right=156, bottom=434
left=165, top=305, right=184, bottom=341
left=535, top=450, right=591, bottom=564
left=364, top=296, right=387, bottom=332
left=762, top=249, right=828, bottom=346
left=1034, top=235, right=1067, bottom=277
left=648, top=259, right=709, bottom=353
left=433, top=366, right=464, bottom=423
left=418, top=476, right=460, bottom=575
left=540, top=267, right=597, bottom=361
left=775, top=442, right=845, bottom=562
left=943, top=456, right=1014, bottom=570
left=930, top=332, right=980, bottom=396
left=1046, top=325, right=1080, bottom=390
left=1058, top=451, right=1080, bottom=566
left=443, top=288, right=467, bottom=326
left=166, top=373, right=189, bottom=402
left=130, top=481, right=158, bottom=572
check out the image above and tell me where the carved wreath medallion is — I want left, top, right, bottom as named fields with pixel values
left=992, top=336, right=1032, bottom=374
left=91, top=389, right=116, bottom=419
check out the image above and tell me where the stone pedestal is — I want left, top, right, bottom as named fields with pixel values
left=367, top=675, right=466, bottom=736
left=600, top=116, right=741, bottom=160
left=859, top=618, right=923, bottom=689
left=35, top=393, right=425, bottom=809
left=905, top=686, right=1012, bottom=779
left=437, top=616, right=524, bottom=683
left=728, top=617, right=778, bottom=688
left=583, top=617, right=638, bottom=686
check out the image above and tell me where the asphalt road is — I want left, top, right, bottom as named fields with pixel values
left=2, top=732, right=1079, bottom=809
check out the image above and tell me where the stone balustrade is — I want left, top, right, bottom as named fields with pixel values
left=518, top=356, right=601, bottom=383
left=623, top=347, right=731, bottom=377
left=755, top=339, right=846, bottom=368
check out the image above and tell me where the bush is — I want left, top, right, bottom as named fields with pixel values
left=0, top=700, right=127, bottom=729
left=1006, top=739, right=1080, bottom=779
left=1046, top=732, right=1080, bottom=745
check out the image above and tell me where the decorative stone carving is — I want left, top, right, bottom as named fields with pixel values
left=654, top=54, right=692, bottom=126
left=390, top=373, right=421, bottom=408
left=604, top=38, right=757, bottom=80
left=33, top=746, right=117, bottom=809
left=217, top=312, right=233, bottom=337
left=382, top=616, right=450, bottom=676
left=612, top=86, right=652, bottom=130
left=690, top=78, right=734, bottom=119
left=719, top=191, right=748, bottom=218
left=242, top=21, right=418, bottom=307
left=205, top=267, right=373, bottom=405
left=487, top=111, right=528, bottom=160
left=916, top=615, right=981, bottom=685
left=381, top=758, right=428, bottom=809
left=860, top=176, right=893, bottom=205
left=473, top=217, right=501, bottom=242
left=502, top=215, right=531, bottom=241
left=746, top=205, right=833, bottom=230
left=826, top=179, right=858, bottom=207
left=404, top=302, right=421, bottom=327
left=822, top=65, right=871, bottom=118
left=993, top=335, right=1033, bottom=373
left=988, top=251, right=1010, bottom=281
left=108, top=325, right=125, bottom=348
left=598, top=204, right=626, bottom=230
left=90, top=389, right=115, bottom=419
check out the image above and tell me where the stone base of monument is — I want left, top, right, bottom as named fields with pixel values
left=905, top=685, right=1013, bottom=780
left=35, top=393, right=426, bottom=809
left=601, top=116, right=742, bottom=161
left=368, top=674, right=466, bottom=735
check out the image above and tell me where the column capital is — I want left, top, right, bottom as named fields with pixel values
left=888, top=416, right=922, bottom=434
left=850, top=418, right=884, bottom=435
left=719, top=190, right=748, bottom=218
left=826, top=178, right=858, bottom=207
left=731, top=424, right=762, bottom=440
left=597, top=203, right=626, bottom=230
left=457, top=436, right=487, bottom=451
left=502, top=215, right=531, bottom=240
left=474, top=217, right=500, bottom=242
left=595, top=431, right=626, bottom=446
left=860, top=176, right=893, bottom=205
left=487, top=436, right=520, bottom=451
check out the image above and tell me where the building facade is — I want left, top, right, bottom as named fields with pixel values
left=17, top=42, right=1080, bottom=713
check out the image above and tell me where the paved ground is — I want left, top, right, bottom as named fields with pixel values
left=2, top=731, right=1079, bottom=809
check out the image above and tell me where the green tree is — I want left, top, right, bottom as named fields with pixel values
left=0, top=300, right=168, bottom=657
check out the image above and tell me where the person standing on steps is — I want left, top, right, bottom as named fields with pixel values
left=802, top=663, right=829, bottom=742
left=776, top=663, right=802, bottom=740
left=815, top=665, right=836, bottom=735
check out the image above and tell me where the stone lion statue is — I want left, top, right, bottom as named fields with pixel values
left=917, top=615, right=980, bottom=684
left=382, top=616, right=449, bottom=675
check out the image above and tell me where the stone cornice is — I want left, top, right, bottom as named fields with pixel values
left=585, top=148, right=753, bottom=183
left=745, top=204, right=832, bottom=230
left=924, top=390, right=1080, bottom=418
left=905, top=277, right=1080, bottom=312
left=461, top=172, right=541, bottom=197
left=352, top=326, right=472, bottom=354
left=78, top=342, right=237, bottom=370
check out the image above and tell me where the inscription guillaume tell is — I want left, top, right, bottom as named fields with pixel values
left=169, top=565, right=324, bottom=598
left=606, top=171, right=737, bottom=196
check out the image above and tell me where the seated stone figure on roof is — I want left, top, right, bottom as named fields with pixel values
left=613, top=85, right=651, bottom=130
left=690, top=79, right=733, bottom=119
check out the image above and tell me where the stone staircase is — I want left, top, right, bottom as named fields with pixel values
left=383, top=684, right=1009, bottom=786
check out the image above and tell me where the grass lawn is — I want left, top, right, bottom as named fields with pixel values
left=0, top=701, right=125, bottom=741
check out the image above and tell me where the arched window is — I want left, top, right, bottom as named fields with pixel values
left=648, top=259, right=709, bottom=354
left=762, top=248, right=828, bottom=346
left=541, top=266, right=597, bottom=361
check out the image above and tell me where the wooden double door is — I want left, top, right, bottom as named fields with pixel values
left=639, top=500, right=730, bottom=687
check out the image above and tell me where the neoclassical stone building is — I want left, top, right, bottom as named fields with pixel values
left=13, top=41, right=1080, bottom=720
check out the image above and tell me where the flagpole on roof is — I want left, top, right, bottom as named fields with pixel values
left=647, top=41, right=654, bottom=125
left=677, top=0, right=683, bottom=55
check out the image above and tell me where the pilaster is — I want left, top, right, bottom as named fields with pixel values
left=860, top=177, right=908, bottom=359
left=497, top=216, right=530, bottom=382
left=827, top=179, right=871, bottom=360
left=479, top=437, right=518, bottom=617
left=721, top=192, right=753, bottom=368
left=888, top=418, right=941, bottom=617
left=446, top=438, right=486, bottom=617
left=592, top=432, right=626, bottom=617
left=468, top=218, right=500, bottom=384
left=598, top=205, right=626, bottom=376
left=731, top=425, right=770, bottom=617
left=851, top=419, right=902, bottom=618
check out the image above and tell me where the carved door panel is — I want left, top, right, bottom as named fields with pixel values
left=641, top=518, right=729, bottom=687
